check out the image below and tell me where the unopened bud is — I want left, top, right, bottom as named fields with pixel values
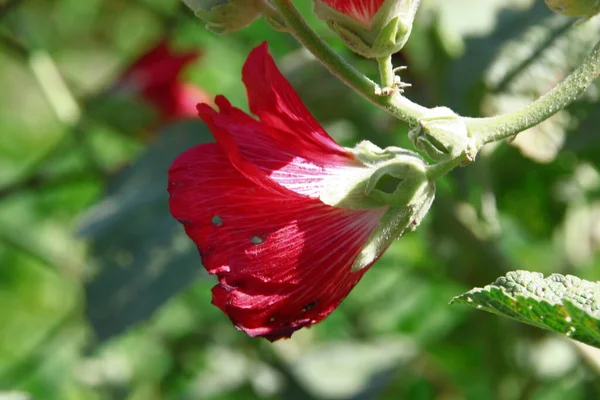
left=182, top=0, right=263, bottom=34
left=313, top=0, right=421, bottom=58
left=409, top=107, right=474, bottom=163
left=544, top=0, right=600, bottom=17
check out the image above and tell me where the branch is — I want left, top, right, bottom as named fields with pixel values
left=466, top=38, right=600, bottom=147
left=269, top=0, right=429, bottom=126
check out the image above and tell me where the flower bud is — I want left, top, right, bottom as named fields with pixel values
left=544, top=0, right=600, bottom=17
left=408, top=107, right=474, bottom=163
left=182, top=0, right=263, bottom=34
left=318, top=140, right=435, bottom=271
left=313, top=0, right=421, bottom=58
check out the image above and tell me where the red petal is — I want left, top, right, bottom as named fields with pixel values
left=322, top=0, right=385, bottom=26
left=168, top=144, right=386, bottom=341
left=172, top=83, right=212, bottom=119
left=196, top=98, right=292, bottom=196
left=196, top=44, right=360, bottom=198
left=121, top=40, right=199, bottom=91
left=242, top=43, right=351, bottom=164
left=197, top=96, right=362, bottom=199
left=120, top=40, right=200, bottom=120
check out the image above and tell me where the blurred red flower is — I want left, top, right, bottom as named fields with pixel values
left=321, top=0, right=385, bottom=26
left=168, top=43, right=388, bottom=341
left=119, top=40, right=210, bottom=123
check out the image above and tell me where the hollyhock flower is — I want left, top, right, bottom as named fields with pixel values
left=168, top=42, right=435, bottom=341
left=119, top=41, right=210, bottom=123
left=313, top=0, right=421, bottom=58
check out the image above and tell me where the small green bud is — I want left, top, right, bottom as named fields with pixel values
left=544, top=0, right=600, bottom=17
left=313, top=0, right=421, bottom=58
left=182, top=0, right=263, bottom=34
left=316, top=140, right=435, bottom=271
left=409, top=107, right=474, bottom=163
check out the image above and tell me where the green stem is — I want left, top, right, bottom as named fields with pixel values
left=270, top=0, right=600, bottom=155
left=377, top=56, right=395, bottom=89
left=270, top=0, right=428, bottom=125
left=426, top=155, right=465, bottom=182
left=258, top=0, right=285, bottom=27
left=467, top=38, right=600, bottom=146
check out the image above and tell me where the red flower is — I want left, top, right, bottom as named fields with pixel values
left=168, top=43, right=391, bottom=341
left=321, top=0, right=385, bottom=26
left=119, top=41, right=210, bottom=122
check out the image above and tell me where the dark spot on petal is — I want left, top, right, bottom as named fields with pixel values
left=260, top=321, right=312, bottom=342
left=302, top=301, right=317, bottom=313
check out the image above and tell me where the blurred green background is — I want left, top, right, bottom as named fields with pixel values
left=1, top=0, right=600, bottom=399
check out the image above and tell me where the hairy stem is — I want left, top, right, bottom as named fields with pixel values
left=377, top=56, right=395, bottom=89
left=426, top=156, right=466, bottom=182
left=467, top=38, right=600, bottom=146
left=270, top=0, right=428, bottom=125
left=269, top=0, right=599, bottom=181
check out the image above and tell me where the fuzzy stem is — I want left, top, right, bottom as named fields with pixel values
left=258, top=0, right=285, bottom=26
left=270, top=0, right=429, bottom=125
left=467, top=38, right=600, bottom=146
left=269, top=0, right=600, bottom=158
left=426, top=156, right=465, bottom=182
left=377, top=56, right=395, bottom=89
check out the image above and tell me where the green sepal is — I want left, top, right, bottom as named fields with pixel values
left=320, top=141, right=432, bottom=209
left=371, top=16, right=412, bottom=56
left=352, top=181, right=435, bottom=272
left=318, top=140, right=435, bottom=271
left=326, top=21, right=376, bottom=59
left=544, top=0, right=600, bottom=17
left=312, top=0, right=421, bottom=58
left=182, top=0, right=263, bottom=34
left=408, top=107, right=475, bottom=163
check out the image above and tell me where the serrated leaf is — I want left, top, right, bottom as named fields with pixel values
left=451, top=270, right=600, bottom=348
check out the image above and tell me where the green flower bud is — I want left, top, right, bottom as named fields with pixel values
left=318, top=140, right=435, bottom=271
left=544, top=0, right=600, bottom=17
left=182, top=0, right=263, bottom=34
left=408, top=107, right=475, bottom=163
left=313, top=0, right=421, bottom=59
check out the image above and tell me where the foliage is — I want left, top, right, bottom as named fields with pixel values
left=452, top=271, right=600, bottom=348
left=0, top=0, right=599, bottom=399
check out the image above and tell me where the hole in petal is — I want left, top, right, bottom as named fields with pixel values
left=251, top=235, right=264, bottom=244
left=302, top=301, right=317, bottom=313
left=211, top=215, right=223, bottom=227
left=374, top=174, right=404, bottom=194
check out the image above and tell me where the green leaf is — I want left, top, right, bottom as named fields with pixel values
left=451, top=270, right=600, bottom=348
left=79, top=120, right=213, bottom=344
